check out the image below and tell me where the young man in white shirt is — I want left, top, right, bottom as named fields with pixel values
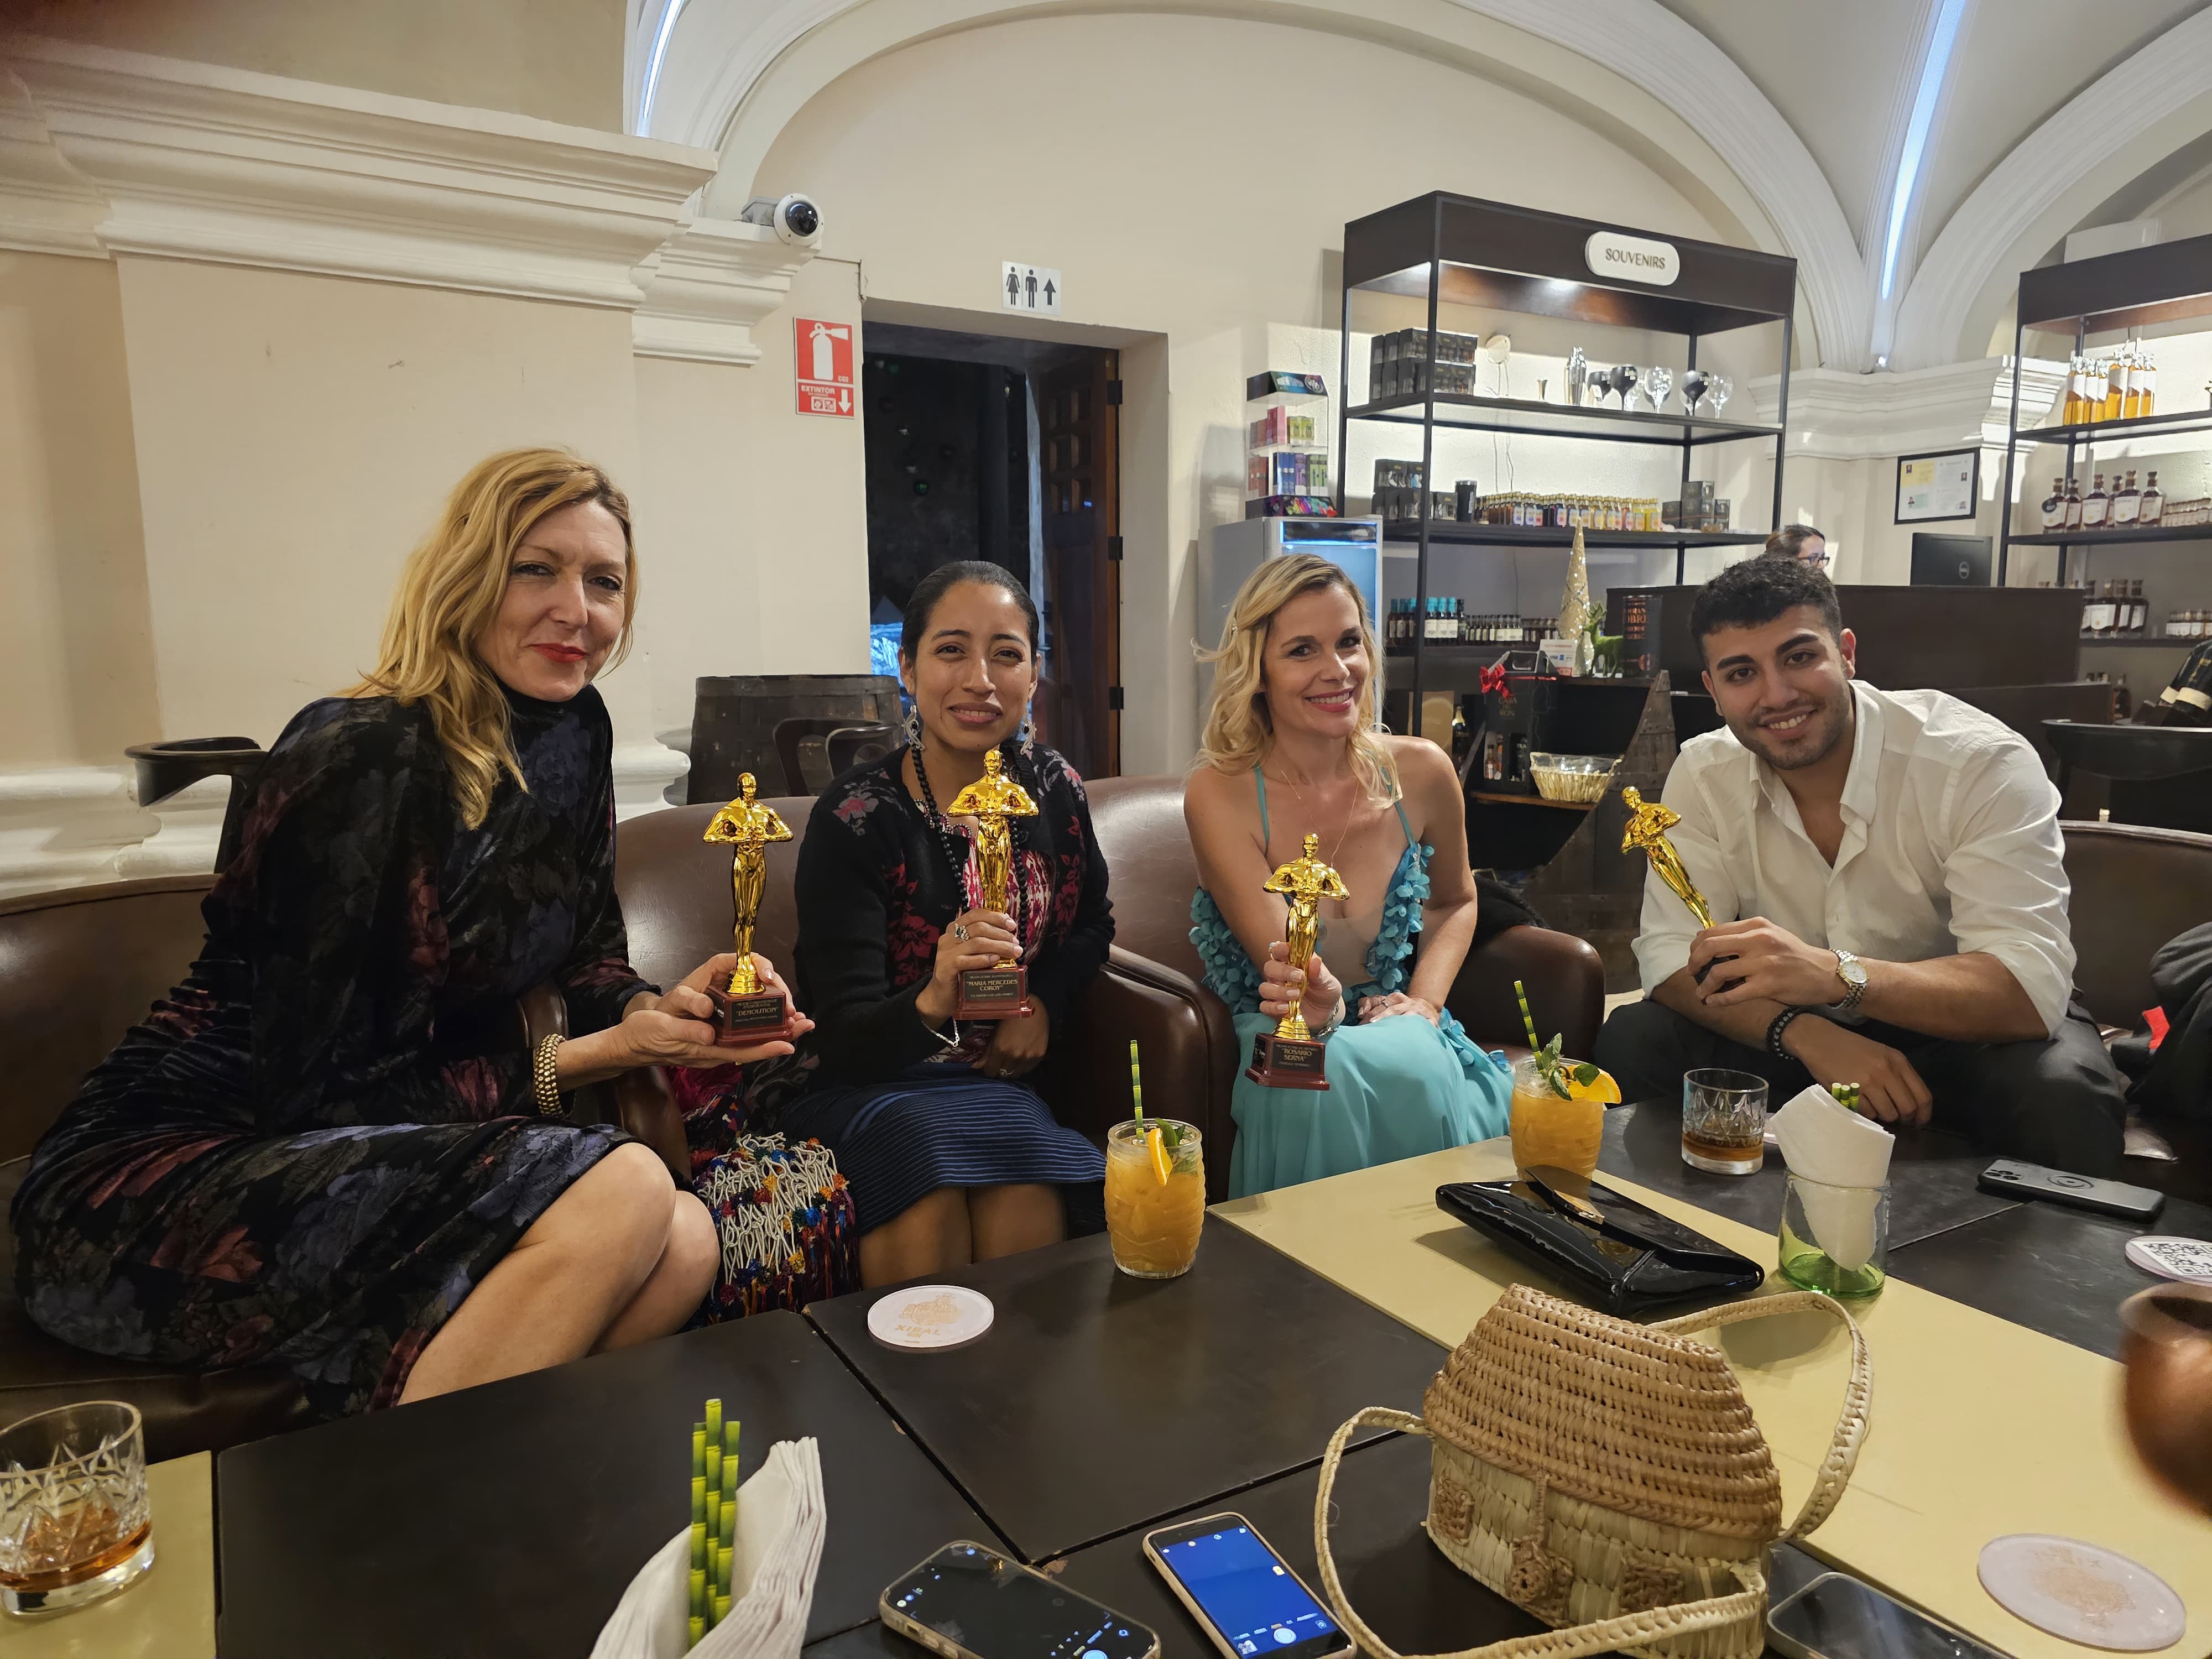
left=1593, top=558, right=2126, bottom=1175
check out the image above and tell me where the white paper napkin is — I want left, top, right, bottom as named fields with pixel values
left=1771, top=1084, right=1894, bottom=1271
left=591, top=1437, right=827, bottom=1659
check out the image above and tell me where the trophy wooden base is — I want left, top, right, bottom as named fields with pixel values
left=707, top=984, right=796, bottom=1048
left=1690, top=953, right=1743, bottom=991
left=956, top=964, right=1030, bottom=1022
left=1246, top=1030, right=1331, bottom=1091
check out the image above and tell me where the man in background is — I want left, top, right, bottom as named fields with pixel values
left=1594, top=557, right=2125, bottom=1174
left=1763, top=523, right=1827, bottom=568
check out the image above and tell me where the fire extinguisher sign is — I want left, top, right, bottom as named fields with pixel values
left=795, top=317, right=854, bottom=418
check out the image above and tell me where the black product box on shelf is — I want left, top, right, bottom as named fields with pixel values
left=1606, top=588, right=1658, bottom=678
left=1476, top=667, right=1557, bottom=795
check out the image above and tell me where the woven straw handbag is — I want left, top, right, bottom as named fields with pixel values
left=1313, top=1285, right=1871, bottom=1659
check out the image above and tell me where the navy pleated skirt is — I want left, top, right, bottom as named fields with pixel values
left=776, top=1061, right=1104, bottom=1233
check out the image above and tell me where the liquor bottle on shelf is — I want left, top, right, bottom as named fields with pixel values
left=2082, top=473, right=2111, bottom=528
left=2041, top=477, right=2067, bottom=529
left=2138, top=640, right=2212, bottom=726
left=2114, top=469, right=2142, bottom=527
left=2105, top=353, right=2129, bottom=422
left=2065, top=476, right=2084, bottom=530
left=2063, top=356, right=2087, bottom=424
left=2084, top=583, right=2115, bottom=637
left=2141, top=471, right=2164, bottom=526
left=2132, top=579, right=2150, bottom=635
left=2139, top=347, right=2157, bottom=416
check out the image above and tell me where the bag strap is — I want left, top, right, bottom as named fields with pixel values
left=1312, top=1408, right=1766, bottom=1659
left=1650, top=1288, right=1872, bottom=1541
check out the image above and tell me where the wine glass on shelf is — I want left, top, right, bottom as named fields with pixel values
left=1681, top=369, right=1711, bottom=416
left=1607, top=364, right=1639, bottom=410
left=1645, top=367, right=1674, bottom=415
left=1707, top=376, right=1733, bottom=419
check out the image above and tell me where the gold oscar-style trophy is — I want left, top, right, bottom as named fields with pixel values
left=1245, top=833, right=1349, bottom=1091
left=1619, top=786, right=1734, bottom=987
left=947, top=749, right=1040, bottom=1020
left=701, top=774, right=797, bottom=1045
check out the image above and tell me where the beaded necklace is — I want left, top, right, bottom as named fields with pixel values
left=907, top=739, right=1030, bottom=947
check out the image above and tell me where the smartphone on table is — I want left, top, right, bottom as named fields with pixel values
left=1142, top=1514, right=1352, bottom=1659
left=881, top=1541, right=1160, bottom=1659
left=1768, top=1571, right=2009, bottom=1659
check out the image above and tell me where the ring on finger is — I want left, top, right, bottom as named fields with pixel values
left=952, top=922, right=969, bottom=942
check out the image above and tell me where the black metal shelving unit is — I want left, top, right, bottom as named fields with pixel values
left=1999, top=230, right=2212, bottom=587
left=1333, top=194, right=1798, bottom=724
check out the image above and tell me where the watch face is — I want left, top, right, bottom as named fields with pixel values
left=1839, top=961, right=1869, bottom=988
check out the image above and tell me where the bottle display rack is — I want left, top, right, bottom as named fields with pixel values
left=1334, top=194, right=1797, bottom=728
left=1999, top=230, right=2212, bottom=587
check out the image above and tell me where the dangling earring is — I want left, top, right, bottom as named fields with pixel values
left=1017, top=702, right=1034, bottom=747
left=903, top=706, right=922, bottom=748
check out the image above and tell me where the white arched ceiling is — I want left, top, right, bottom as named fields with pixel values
left=635, top=0, right=1862, bottom=364
left=630, top=0, right=2212, bottom=375
left=1890, top=4, right=2212, bottom=367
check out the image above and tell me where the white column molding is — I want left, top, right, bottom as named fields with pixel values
left=613, top=739, right=691, bottom=818
left=4, top=36, right=721, bottom=308
left=0, top=766, right=158, bottom=898
left=1750, top=356, right=2065, bottom=462
left=111, top=774, right=228, bottom=884
left=0, top=72, right=105, bottom=258
left=632, top=215, right=810, bottom=365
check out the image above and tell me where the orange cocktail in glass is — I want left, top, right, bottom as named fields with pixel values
left=1104, top=1119, right=1205, bottom=1278
left=1509, top=1056, right=1611, bottom=1179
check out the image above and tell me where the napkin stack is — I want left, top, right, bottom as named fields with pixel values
left=1770, top=1085, right=1895, bottom=1271
left=592, top=1438, right=827, bottom=1659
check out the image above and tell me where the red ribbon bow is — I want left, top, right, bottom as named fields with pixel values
left=1478, top=662, right=1510, bottom=696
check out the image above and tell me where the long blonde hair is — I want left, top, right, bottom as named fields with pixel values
left=1196, top=553, right=1396, bottom=803
left=351, top=448, right=637, bottom=828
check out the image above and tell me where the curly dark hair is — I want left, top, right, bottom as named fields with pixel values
left=1691, top=555, right=1844, bottom=659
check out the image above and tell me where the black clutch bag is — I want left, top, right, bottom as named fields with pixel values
left=1436, top=1169, right=1764, bottom=1316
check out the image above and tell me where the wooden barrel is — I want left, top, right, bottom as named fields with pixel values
left=687, top=675, right=902, bottom=802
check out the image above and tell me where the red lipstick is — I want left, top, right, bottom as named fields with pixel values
left=531, top=644, right=587, bottom=663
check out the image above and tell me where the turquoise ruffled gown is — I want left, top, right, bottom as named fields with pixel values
left=1190, top=774, right=1513, bottom=1198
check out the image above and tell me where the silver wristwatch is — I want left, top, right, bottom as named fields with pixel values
left=1832, top=948, right=1869, bottom=1015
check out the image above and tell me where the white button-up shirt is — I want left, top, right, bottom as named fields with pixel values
left=1632, top=680, right=2076, bottom=1036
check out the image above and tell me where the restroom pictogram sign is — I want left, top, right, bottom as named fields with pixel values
left=795, top=317, right=853, bottom=417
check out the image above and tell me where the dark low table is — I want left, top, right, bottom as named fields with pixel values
left=803, top=1431, right=1834, bottom=1659
left=804, top=1218, right=1449, bottom=1562
left=217, top=1311, right=1003, bottom=1659
left=1599, top=1099, right=2020, bottom=1246
left=1886, top=1187, right=2212, bottom=1358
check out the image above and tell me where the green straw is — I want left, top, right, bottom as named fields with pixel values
left=690, top=1520, right=706, bottom=1573
left=690, top=1475, right=705, bottom=1526
left=689, top=1616, right=706, bottom=1648
left=1512, top=979, right=1542, bottom=1051
left=1129, top=1039, right=1144, bottom=1123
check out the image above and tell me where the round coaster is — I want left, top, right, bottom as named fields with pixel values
left=1978, top=1535, right=2185, bottom=1652
left=2127, top=1234, right=2212, bottom=1285
left=867, top=1285, right=995, bottom=1351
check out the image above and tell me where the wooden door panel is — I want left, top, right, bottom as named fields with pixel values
left=1036, top=352, right=1120, bottom=776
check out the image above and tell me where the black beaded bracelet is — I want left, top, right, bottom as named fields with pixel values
left=1766, top=1006, right=1807, bottom=1058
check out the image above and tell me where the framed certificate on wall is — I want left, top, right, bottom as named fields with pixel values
left=1895, top=448, right=1979, bottom=524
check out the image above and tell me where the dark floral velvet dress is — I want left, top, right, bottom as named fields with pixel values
left=741, top=743, right=1113, bottom=1234
left=10, top=685, right=649, bottom=1417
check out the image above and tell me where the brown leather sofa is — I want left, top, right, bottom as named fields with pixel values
left=10, top=794, right=2192, bottom=1462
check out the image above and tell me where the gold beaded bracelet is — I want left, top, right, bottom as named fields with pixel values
left=532, top=1032, right=565, bottom=1118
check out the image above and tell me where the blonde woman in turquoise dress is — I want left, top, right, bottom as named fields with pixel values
left=1185, top=554, right=1511, bottom=1197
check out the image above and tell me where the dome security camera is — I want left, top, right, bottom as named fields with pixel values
left=739, top=192, right=822, bottom=249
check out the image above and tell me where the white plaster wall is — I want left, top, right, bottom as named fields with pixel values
left=752, top=10, right=1773, bottom=771
left=110, top=257, right=660, bottom=751
left=630, top=254, right=873, bottom=750
left=0, top=251, right=158, bottom=767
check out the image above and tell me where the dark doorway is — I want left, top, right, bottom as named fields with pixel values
left=862, top=323, right=1121, bottom=778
